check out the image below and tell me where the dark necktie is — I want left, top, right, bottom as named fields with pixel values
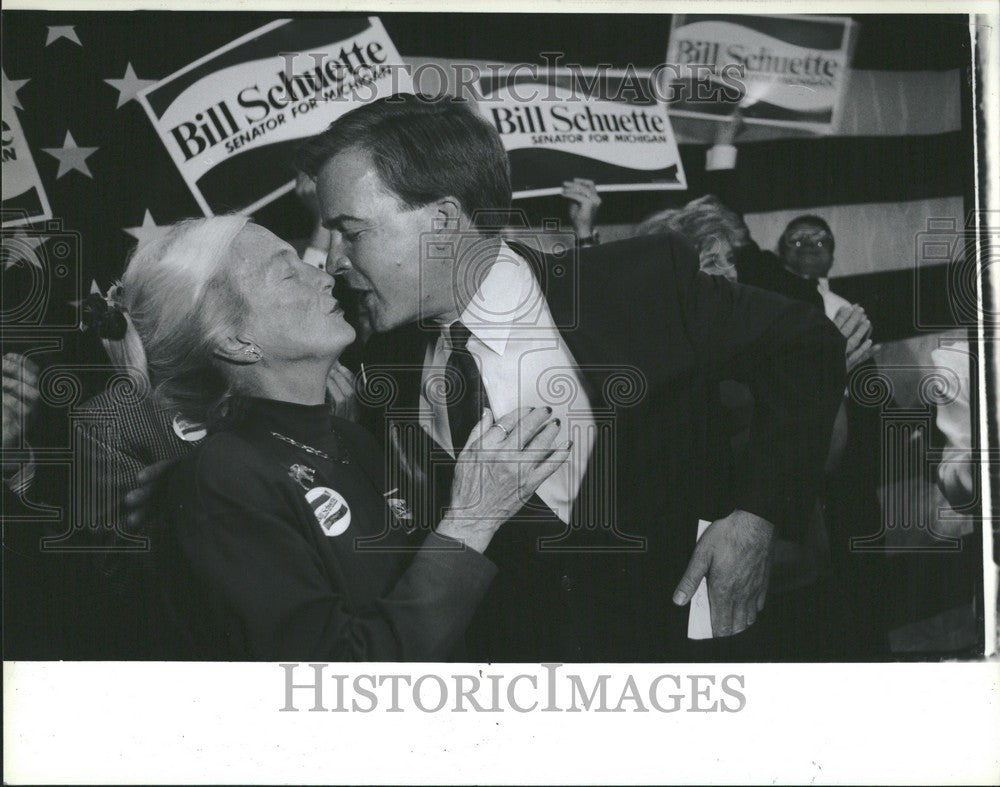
left=444, top=321, right=490, bottom=453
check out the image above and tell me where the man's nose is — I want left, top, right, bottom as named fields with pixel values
left=326, top=235, right=352, bottom=276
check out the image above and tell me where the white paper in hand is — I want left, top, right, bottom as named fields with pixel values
left=688, top=519, right=714, bottom=639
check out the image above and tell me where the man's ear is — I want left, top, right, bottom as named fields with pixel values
left=429, top=196, right=464, bottom=232
left=214, top=335, right=262, bottom=365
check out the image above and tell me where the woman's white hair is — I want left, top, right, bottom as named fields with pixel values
left=103, top=214, right=252, bottom=426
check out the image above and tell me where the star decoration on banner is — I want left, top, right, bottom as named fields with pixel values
left=42, top=131, right=99, bottom=179
left=123, top=210, right=168, bottom=245
left=104, top=63, right=157, bottom=109
left=1, top=70, right=30, bottom=110
left=2, top=231, right=46, bottom=272
left=45, top=26, right=82, bottom=47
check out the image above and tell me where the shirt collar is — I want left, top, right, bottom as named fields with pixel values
left=451, top=240, right=534, bottom=357
left=242, top=396, right=334, bottom=440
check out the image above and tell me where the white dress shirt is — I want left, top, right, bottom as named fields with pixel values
left=817, top=279, right=857, bottom=397
left=816, top=278, right=852, bottom=321
left=419, top=242, right=594, bottom=524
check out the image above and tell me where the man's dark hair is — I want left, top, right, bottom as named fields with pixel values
left=295, top=93, right=512, bottom=234
left=779, top=214, right=835, bottom=253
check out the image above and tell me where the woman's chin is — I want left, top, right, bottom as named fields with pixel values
left=333, top=318, right=357, bottom=346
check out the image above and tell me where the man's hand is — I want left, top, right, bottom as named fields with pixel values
left=326, top=362, right=359, bottom=422
left=561, top=178, right=601, bottom=239
left=672, top=509, right=776, bottom=637
left=833, top=304, right=875, bottom=372
left=3, top=353, right=40, bottom=451
left=439, top=407, right=570, bottom=553
left=125, top=458, right=179, bottom=529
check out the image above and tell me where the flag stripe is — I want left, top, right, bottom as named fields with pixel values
left=516, top=131, right=967, bottom=227
left=382, top=13, right=970, bottom=72
left=678, top=132, right=967, bottom=215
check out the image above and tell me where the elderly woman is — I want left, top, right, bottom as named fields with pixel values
left=100, top=215, right=568, bottom=661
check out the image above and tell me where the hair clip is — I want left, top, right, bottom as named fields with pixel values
left=80, top=285, right=128, bottom=340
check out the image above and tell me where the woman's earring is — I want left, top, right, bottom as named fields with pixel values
left=243, top=345, right=263, bottom=363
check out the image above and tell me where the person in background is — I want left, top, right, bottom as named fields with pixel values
left=730, top=214, right=870, bottom=372
left=778, top=215, right=845, bottom=311
left=636, top=202, right=876, bottom=379
left=636, top=195, right=760, bottom=449
left=637, top=194, right=748, bottom=282
left=759, top=213, right=886, bottom=657
left=550, top=189, right=875, bottom=375
left=775, top=215, right=873, bottom=368
left=561, top=177, right=602, bottom=247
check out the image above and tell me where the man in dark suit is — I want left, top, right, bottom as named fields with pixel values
left=295, top=94, right=846, bottom=662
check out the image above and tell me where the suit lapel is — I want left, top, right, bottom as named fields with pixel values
left=513, top=240, right=608, bottom=412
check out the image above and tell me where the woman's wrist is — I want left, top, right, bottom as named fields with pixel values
left=436, top=511, right=497, bottom=554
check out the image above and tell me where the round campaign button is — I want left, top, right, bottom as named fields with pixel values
left=172, top=414, right=207, bottom=442
left=305, top=486, right=351, bottom=537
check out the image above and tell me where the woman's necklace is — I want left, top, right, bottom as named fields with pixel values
left=269, top=431, right=350, bottom=464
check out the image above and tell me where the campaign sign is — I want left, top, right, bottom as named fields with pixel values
left=2, top=81, right=52, bottom=227
left=138, top=17, right=411, bottom=215
left=666, top=14, right=856, bottom=132
left=476, top=68, right=687, bottom=199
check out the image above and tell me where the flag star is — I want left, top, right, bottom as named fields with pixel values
left=2, top=231, right=46, bottom=272
left=42, top=131, right=98, bottom=179
left=123, top=210, right=168, bottom=245
left=1, top=70, right=30, bottom=110
left=104, top=63, right=157, bottom=109
left=45, top=25, right=82, bottom=47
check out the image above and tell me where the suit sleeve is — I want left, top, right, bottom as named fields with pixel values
left=170, top=445, right=497, bottom=661
left=670, top=235, right=847, bottom=539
